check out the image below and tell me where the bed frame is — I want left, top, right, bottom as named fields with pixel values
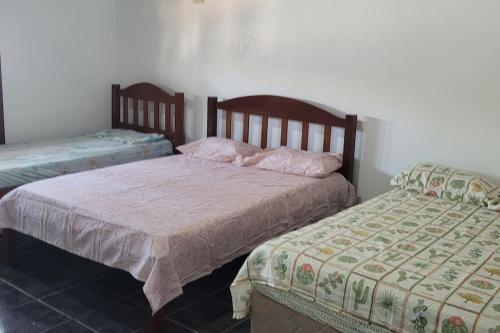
left=0, top=81, right=184, bottom=192
left=0, top=55, right=5, bottom=145
left=2, top=94, right=357, bottom=333
left=207, top=95, right=357, bottom=183
left=251, top=291, right=341, bottom=333
left=0, top=81, right=185, bottom=298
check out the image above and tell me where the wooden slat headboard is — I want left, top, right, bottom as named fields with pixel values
left=207, top=95, right=357, bottom=183
left=112, top=83, right=185, bottom=147
left=0, top=55, right=5, bottom=145
left=0, top=79, right=185, bottom=147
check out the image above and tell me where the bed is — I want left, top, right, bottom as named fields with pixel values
left=0, top=80, right=185, bottom=193
left=0, top=94, right=358, bottom=332
left=231, top=178, right=500, bottom=333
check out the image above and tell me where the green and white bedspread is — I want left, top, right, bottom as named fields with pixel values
left=231, top=189, right=500, bottom=333
left=0, top=129, right=172, bottom=188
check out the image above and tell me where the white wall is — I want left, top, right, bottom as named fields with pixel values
left=115, top=0, right=500, bottom=201
left=0, top=0, right=117, bottom=143
left=1, top=0, right=499, bottom=201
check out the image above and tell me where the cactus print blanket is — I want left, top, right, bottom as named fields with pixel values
left=231, top=189, right=500, bottom=333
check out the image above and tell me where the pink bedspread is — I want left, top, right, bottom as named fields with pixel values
left=0, top=155, right=356, bottom=312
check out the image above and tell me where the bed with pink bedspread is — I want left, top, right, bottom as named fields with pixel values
left=0, top=154, right=356, bottom=312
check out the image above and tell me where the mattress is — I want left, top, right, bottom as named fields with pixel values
left=231, top=189, right=500, bottom=333
left=0, top=129, right=172, bottom=188
left=0, top=155, right=356, bottom=312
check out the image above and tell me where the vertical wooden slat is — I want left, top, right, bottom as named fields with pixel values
left=111, top=84, right=120, bottom=129
left=133, top=98, right=139, bottom=127
left=226, top=110, right=232, bottom=139
left=281, top=119, right=288, bottom=146
left=301, top=122, right=309, bottom=150
left=323, top=125, right=332, bottom=152
left=123, top=97, right=129, bottom=126
left=0, top=55, right=4, bottom=144
left=165, top=103, right=172, bottom=136
left=340, top=115, right=357, bottom=183
left=261, top=115, right=268, bottom=149
left=143, top=100, right=149, bottom=129
left=175, top=93, right=185, bottom=145
left=154, top=100, right=160, bottom=131
left=242, top=113, right=250, bottom=143
left=207, top=97, right=218, bottom=137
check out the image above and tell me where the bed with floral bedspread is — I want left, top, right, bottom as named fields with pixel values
left=231, top=188, right=500, bottom=333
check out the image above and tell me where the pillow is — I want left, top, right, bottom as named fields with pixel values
left=238, top=146, right=342, bottom=178
left=92, top=129, right=164, bottom=144
left=391, top=162, right=500, bottom=210
left=177, top=137, right=261, bottom=163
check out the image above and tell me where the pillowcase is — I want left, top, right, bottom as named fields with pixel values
left=177, top=137, right=261, bottom=163
left=391, top=162, right=500, bottom=210
left=93, top=129, right=164, bottom=144
left=238, top=146, right=342, bottom=178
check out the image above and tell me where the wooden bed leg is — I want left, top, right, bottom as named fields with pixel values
left=145, top=306, right=166, bottom=333
left=1, top=229, right=17, bottom=267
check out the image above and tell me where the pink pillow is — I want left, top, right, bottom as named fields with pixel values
left=238, top=146, right=342, bottom=178
left=177, top=137, right=261, bottom=163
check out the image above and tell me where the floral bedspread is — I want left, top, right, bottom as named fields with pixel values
left=0, top=129, right=172, bottom=188
left=231, top=189, right=500, bottom=333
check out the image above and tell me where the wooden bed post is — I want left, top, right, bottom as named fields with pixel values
left=1, top=229, right=17, bottom=267
left=0, top=55, right=5, bottom=145
left=207, top=97, right=218, bottom=137
left=145, top=307, right=165, bottom=333
left=111, top=84, right=121, bottom=129
left=340, top=115, right=357, bottom=184
left=174, top=92, right=185, bottom=145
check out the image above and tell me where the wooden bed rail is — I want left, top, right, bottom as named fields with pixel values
left=208, top=95, right=357, bottom=183
left=0, top=55, right=5, bottom=145
left=112, top=83, right=185, bottom=147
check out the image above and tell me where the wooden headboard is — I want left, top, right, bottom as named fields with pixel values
left=0, top=56, right=5, bottom=145
left=207, top=95, right=357, bottom=183
left=0, top=79, right=185, bottom=147
left=112, top=83, right=185, bottom=146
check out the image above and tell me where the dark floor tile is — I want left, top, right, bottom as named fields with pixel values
left=41, top=281, right=120, bottom=318
left=211, top=286, right=232, bottom=305
left=0, top=282, right=33, bottom=312
left=16, top=233, right=43, bottom=250
left=187, top=256, right=245, bottom=296
left=165, top=284, right=207, bottom=314
left=45, top=320, right=94, bottom=333
left=0, top=251, right=50, bottom=281
left=169, top=297, right=235, bottom=333
left=68, top=258, right=110, bottom=279
left=0, top=301, right=66, bottom=333
left=10, top=266, right=82, bottom=298
left=224, top=256, right=247, bottom=271
left=78, top=299, right=148, bottom=332
left=190, top=267, right=239, bottom=295
left=21, top=240, right=54, bottom=255
left=94, top=269, right=144, bottom=295
left=224, top=318, right=250, bottom=333
left=129, top=283, right=206, bottom=315
left=134, top=318, right=195, bottom=333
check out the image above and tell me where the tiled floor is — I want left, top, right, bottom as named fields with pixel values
left=0, top=233, right=250, bottom=333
